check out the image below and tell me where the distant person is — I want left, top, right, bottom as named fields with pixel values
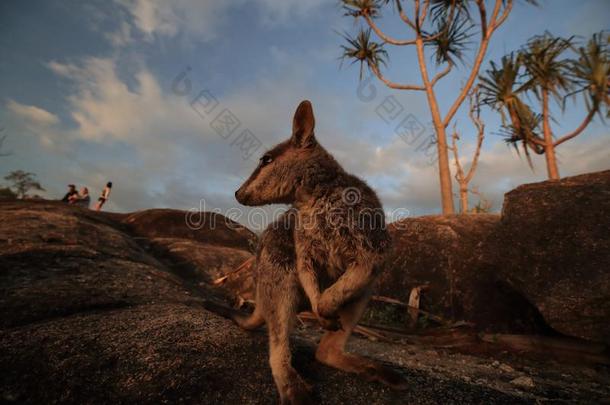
left=61, top=184, right=78, bottom=203
left=95, top=182, right=112, bottom=211
left=69, top=187, right=90, bottom=208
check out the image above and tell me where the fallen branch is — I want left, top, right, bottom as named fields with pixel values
left=297, top=311, right=391, bottom=343
left=371, top=295, right=446, bottom=325
left=213, top=257, right=254, bottom=286
left=480, top=334, right=610, bottom=364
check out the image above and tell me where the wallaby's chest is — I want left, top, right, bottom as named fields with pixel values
left=296, top=210, right=354, bottom=280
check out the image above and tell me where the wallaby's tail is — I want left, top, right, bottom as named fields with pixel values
left=202, top=299, right=265, bottom=331
left=233, top=304, right=265, bottom=331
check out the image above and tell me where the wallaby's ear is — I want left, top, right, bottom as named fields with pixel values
left=291, top=100, right=316, bottom=148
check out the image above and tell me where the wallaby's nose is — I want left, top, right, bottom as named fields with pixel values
left=235, top=188, right=244, bottom=203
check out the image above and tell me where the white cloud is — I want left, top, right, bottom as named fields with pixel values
left=45, top=57, right=201, bottom=152
left=6, top=100, right=59, bottom=127
left=105, top=20, right=133, bottom=47
left=117, top=0, right=232, bottom=42
left=110, top=0, right=328, bottom=46
left=254, top=0, right=328, bottom=26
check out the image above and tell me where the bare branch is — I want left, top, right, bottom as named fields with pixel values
left=396, top=0, right=417, bottom=31
left=465, top=87, right=485, bottom=183
left=476, top=0, right=488, bottom=39
left=451, top=124, right=465, bottom=182
left=419, top=0, right=430, bottom=27
left=553, top=108, right=596, bottom=147
left=451, top=87, right=485, bottom=214
left=422, top=0, right=458, bottom=43
left=370, top=63, right=426, bottom=91
left=490, top=0, right=513, bottom=31
left=363, top=12, right=417, bottom=46
left=529, top=136, right=546, bottom=146
left=431, top=62, right=453, bottom=87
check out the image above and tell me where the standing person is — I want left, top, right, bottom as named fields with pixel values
left=95, top=182, right=112, bottom=211
left=61, top=184, right=77, bottom=202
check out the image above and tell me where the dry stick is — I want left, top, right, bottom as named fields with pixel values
left=371, top=295, right=447, bottom=325
left=212, top=257, right=254, bottom=286
left=297, top=311, right=391, bottom=343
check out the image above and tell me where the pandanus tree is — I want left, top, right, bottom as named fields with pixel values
left=479, top=53, right=544, bottom=167
left=481, top=31, right=610, bottom=179
left=339, top=0, right=536, bottom=215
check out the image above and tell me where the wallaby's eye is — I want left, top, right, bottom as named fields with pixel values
left=260, top=154, right=273, bottom=166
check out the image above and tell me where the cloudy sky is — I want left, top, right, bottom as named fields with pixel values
left=0, top=0, right=608, bottom=229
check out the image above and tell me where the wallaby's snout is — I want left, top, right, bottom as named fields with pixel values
left=234, top=185, right=251, bottom=206
left=234, top=100, right=317, bottom=206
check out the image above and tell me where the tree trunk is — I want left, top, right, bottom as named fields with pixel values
left=459, top=185, right=468, bottom=213
left=542, top=89, right=560, bottom=180
left=415, top=37, right=455, bottom=215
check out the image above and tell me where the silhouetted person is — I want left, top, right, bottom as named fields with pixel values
left=94, top=182, right=112, bottom=211
left=69, top=187, right=90, bottom=208
left=61, top=184, right=77, bottom=203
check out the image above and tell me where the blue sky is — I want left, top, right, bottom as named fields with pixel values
left=0, top=0, right=609, bottom=229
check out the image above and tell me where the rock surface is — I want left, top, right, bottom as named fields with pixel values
left=377, top=214, right=548, bottom=333
left=1, top=201, right=535, bottom=404
left=122, top=208, right=255, bottom=302
left=122, top=208, right=257, bottom=251
left=489, top=170, right=610, bottom=343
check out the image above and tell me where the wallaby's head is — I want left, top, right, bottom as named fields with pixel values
left=235, top=100, right=325, bottom=206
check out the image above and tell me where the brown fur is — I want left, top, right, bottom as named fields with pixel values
left=233, top=101, right=406, bottom=403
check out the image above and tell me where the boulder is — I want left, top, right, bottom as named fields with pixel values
left=489, top=170, right=610, bottom=343
left=121, top=208, right=256, bottom=302
left=378, top=214, right=548, bottom=333
left=122, top=209, right=257, bottom=251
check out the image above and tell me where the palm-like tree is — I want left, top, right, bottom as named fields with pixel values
left=338, top=0, right=535, bottom=215
left=482, top=31, right=609, bottom=180
left=562, top=32, right=610, bottom=131
left=518, top=33, right=574, bottom=179
left=425, top=12, right=474, bottom=66
left=479, top=53, right=543, bottom=166
left=340, top=29, right=388, bottom=80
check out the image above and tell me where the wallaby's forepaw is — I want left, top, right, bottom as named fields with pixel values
left=280, top=379, right=314, bottom=405
left=316, top=295, right=338, bottom=320
left=362, top=363, right=409, bottom=391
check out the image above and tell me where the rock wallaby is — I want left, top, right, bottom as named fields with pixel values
left=229, top=100, right=406, bottom=403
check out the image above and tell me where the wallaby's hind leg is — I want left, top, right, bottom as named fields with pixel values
left=315, top=290, right=408, bottom=390
left=264, top=277, right=313, bottom=405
